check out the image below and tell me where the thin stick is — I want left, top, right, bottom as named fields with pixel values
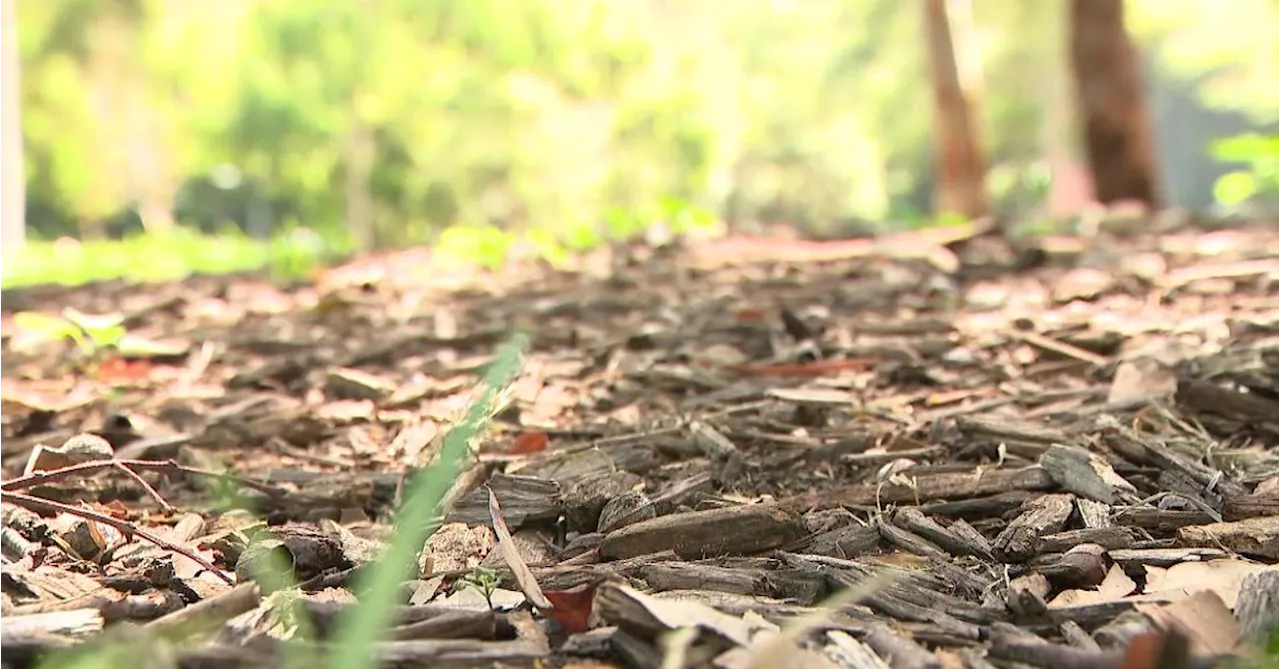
left=110, top=461, right=174, bottom=512
left=1, top=458, right=286, bottom=498
left=0, top=490, right=234, bottom=584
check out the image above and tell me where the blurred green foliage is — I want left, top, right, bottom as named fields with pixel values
left=1210, top=133, right=1280, bottom=211
left=14, top=0, right=1279, bottom=257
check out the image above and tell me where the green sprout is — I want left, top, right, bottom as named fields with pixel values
left=452, top=566, right=503, bottom=611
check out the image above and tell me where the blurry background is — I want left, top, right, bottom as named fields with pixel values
left=0, top=0, right=1276, bottom=285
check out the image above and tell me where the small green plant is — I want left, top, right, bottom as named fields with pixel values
left=452, top=566, right=503, bottom=610
left=12, top=309, right=127, bottom=359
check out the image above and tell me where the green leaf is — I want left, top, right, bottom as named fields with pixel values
left=12, top=311, right=78, bottom=341
left=1213, top=171, right=1259, bottom=207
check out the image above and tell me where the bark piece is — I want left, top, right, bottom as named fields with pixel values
left=1234, top=569, right=1279, bottom=645
left=1007, top=572, right=1050, bottom=619
left=1177, top=517, right=1279, bottom=562
left=993, top=494, right=1074, bottom=562
left=598, top=504, right=805, bottom=560
left=865, top=623, right=941, bottom=669
left=893, top=508, right=992, bottom=559
left=1039, top=444, right=1136, bottom=504
left=806, top=522, right=883, bottom=558
left=1033, top=544, right=1110, bottom=590
left=876, top=517, right=948, bottom=559
left=988, top=624, right=1123, bottom=669
left=1037, top=527, right=1136, bottom=554
left=1176, top=379, right=1280, bottom=425
left=638, top=562, right=825, bottom=606
left=447, top=474, right=561, bottom=528
left=920, top=491, right=1034, bottom=520
left=783, top=467, right=1055, bottom=511
left=1221, top=489, right=1280, bottom=522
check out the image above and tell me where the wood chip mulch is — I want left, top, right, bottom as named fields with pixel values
left=2, top=218, right=1277, bottom=669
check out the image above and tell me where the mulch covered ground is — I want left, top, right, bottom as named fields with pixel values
left=1, top=217, right=1277, bottom=669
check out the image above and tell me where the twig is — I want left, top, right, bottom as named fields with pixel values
left=145, top=582, right=260, bottom=634
left=1, top=458, right=287, bottom=498
left=110, top=461, right=174, bottom=512
left=0, top=490, right=234, bottom=584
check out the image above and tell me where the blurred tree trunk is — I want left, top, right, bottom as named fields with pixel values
left=344, top=116, right=376, bottom=251
left=1068, top=0, right=1161, bottom=208
left=2, top=0, right=24, bottom=255
left=923, top=0, right=988, bottom=219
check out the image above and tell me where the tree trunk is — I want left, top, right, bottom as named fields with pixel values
left=1067, top=0, right=1161, bottom=208
left=923, top=0, right=988, bottom=219
left=344, top=116, right=376, bottom=251
left=1, top=0, right=25, bottom=256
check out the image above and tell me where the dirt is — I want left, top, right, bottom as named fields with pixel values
left=1, top=217, right=1277, bottom=669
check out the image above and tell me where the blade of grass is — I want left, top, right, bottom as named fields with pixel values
left=328, top=333, right=528, bottom=669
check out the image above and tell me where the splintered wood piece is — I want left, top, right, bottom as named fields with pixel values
left=921, top=491, right=1036, bottom=520
left=1007, top=572, right=1051, bottom=619
left=945, top=519, right=996, bottom=560
left=782, top=466, right=1056, bottom=511
left=1221, top=488, right=1280, bottom=522
left=865, top=623, right=941, bottom=669
left=592, top=581, right=754, bottom=647
left=805, top=522, right=883, bottom=558
left=876, top=516, right=948, bottom=559
left=446, top=474, right=561, bottom=528
left=1075, top=498, right=1112, bottom=529
left=323, top=367, right=396, bottom=401
left=598, top=503, right=804, bottom=560
left=1037, top=526, right=1137, bottom=553
left=1234, top=569, right=1279, bottom=644
left=638, top=562, right=826, bottom=606
left=988, top=624, right=1125, bottom=669
left=1176, top=517, right=1279, bottom=562
left=993, top=494, right=1074, bottom=563
left=892, top=507, right=992, bottom=559
left=823, top=631, right=893, bottom=669
left=1033, top=544, right=1111, bottom=590
left=1039, top=444, right=1137, bottom=504
left=1176, top=379, right=1279, bottom=424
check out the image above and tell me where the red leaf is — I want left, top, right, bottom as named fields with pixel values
left=735, top=308, right=767, bottom=322
left=95, top=357, right=152, bottom=383
left=508, top=431, right=550, bottom=454
left=541, top=582, right=601, bottom=633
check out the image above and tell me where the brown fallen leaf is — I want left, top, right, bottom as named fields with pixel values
left=487, top=486, right=552, bottom=610
left=1143, top=559, right=1276, bottom=609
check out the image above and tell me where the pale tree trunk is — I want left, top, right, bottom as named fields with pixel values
left=2, top=0, right=24, bottom=256
left=923, top=0, right=988, bottom=219
left=344, top=115, right=376, bottom=251
left=1067, top=0, right=1161, bottom=208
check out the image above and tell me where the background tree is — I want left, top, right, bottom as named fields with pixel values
left=1068, top=0, right=1162, bottom=208
left=923, top=0, right=988, bottom=219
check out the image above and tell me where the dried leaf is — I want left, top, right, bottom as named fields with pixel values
left=1143, top=559, right=1276, bottom=609
left=1048, top=563, right=1136, bottom=608
left=541, top=582, right=601, bottom=633
left=487, top=486, right=552, bottom=610
left=509, top=431, right=550, bottom=455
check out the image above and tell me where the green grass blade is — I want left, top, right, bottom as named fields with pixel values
left=328, top=333, right=528, bottom=669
